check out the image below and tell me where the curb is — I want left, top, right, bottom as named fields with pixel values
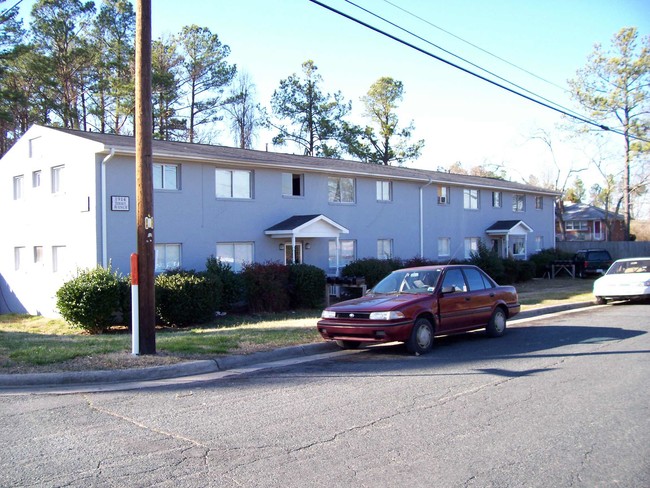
left=0, top=342, right=339, bottom=388
left=0, top=303, right=596, bottom=388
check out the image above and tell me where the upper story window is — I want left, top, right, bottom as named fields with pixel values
left=153, top=163, right=179, bottom=190
left=13, top=175, right=24, bottom=200
left=328, top=176, right=355, bottom=203
left=51, top=165, right=64, bottom=194
left=376, top=180, right=392, bottom=202
left=513, top=194, right=526, bottom=212
left=282, top=172, right=304, bottom=197
left=463, top=188, right=479, bottom=210
left=32, top=170, right=41, bottom=188
left=14, top=247, right=25, bottom=270
left=216, top=169, right=252, bottom=199
left=437, top=186, right=450, bottom=205
left=492, top=191, right=502, bottom=208
left=29, top=137, right=42, bottom=159
left=535, top=196, right=543, bottom=210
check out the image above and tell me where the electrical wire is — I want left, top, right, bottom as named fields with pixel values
left=343, top=0, right=589, bottom=123
left=308, top=0, right=650, bottom=144
left=380, top=0, right=568, bottom=93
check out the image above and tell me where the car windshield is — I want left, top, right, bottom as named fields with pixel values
left=371, top=270, right=442, bottom=294
left=606, top=259, right=650, bottom=275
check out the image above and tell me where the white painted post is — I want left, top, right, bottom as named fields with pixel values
left=130, top=253, right=140, bottom=355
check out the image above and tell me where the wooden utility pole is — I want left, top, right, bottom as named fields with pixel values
left=135, top=0, right=156, bottom=354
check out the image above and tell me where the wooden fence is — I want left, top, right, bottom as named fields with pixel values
left=556, top=241, right=650, bottom=260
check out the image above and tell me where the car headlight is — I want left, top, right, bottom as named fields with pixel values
left=321, top=310, right=336, bottom=319
left=369, top=311, right=405, bottom=320
left=643, top=280, right=650, bottom=287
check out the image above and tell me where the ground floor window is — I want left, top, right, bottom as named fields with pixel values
left=155, top=243, right=181, bottom=272
left=438, top=237, right=451, bottom=257
left=14, top=246, right=25, bottom=271
left=329, top=240, right=355, bottom=268
left=535, top=236, right=544, bottom=251
left=511, top=236, right=526, bottom=257
left=216, top=242, right=253, bottom=272
left=377, top=239, right=393, bottom=259
left=52, top=245, right=66, bottom=273
left=464, top=237, right=480, bottom=259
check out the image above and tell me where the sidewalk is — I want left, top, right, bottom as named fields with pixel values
left=0, top=301, right=595, bottom=389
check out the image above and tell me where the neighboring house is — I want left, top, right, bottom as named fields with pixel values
left=556, top=202, right=625, bottom=242
left=1, top=125, right=558, bottom=316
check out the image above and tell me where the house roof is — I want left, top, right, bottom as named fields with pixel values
left=265, top=214, right=349, bottom=238
left=44, top=125, right=559, bottom=195
left=485, top=220, right=534, bottom=234
left=562, top=202, right=624, bottom=221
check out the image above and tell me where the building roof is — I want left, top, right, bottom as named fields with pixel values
left=46, top=125, right=558, bottom=195
left=485, top=220, right=534, bottom=234
left=562, top=202, right=624, bottom=221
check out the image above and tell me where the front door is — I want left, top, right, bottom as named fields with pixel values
left=284, top=243, right=303, bottom=264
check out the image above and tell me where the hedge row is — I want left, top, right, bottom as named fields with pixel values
left=55, top=260, right=327, bottom=333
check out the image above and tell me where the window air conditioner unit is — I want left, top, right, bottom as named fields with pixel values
left=438, top=196, right=446, bottom=204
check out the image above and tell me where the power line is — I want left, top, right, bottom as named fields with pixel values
left=343, top=0, right=588, bottom=123
left=308, top=0, right=650, bottom=144
left=380, top=0, right=569, bottom=93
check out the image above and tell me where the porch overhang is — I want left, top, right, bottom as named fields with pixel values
left=264, top=214, right=349, bottom=239
left=485, top=220, right=534, bottom=236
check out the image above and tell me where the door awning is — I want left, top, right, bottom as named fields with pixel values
left=264, top=214, right=349, bottom=239
left=485, top=220, right=533, bottom=236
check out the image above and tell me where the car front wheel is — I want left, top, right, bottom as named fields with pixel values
left=595, top=296, right=607, bottom=305
left=406, top=318, right=434, bottom=355
left=486, top=308, right=507, bottom=337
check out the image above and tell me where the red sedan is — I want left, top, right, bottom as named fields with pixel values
left=318, top=265, right=520, bottom=355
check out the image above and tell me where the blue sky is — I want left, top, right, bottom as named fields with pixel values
left=17, top=0, right=650, bottom=211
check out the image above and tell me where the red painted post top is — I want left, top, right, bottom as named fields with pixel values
left=131, top=253, right=139, bottom=285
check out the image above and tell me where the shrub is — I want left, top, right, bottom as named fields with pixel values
left=529, top=248, right=573, bottom=278
left=468, top=241, right=505, bottom=283
left=288, top=264, right=326, bottom=309
left=342, top=258, right=402, bottom=288
left=402, top=256, right=436, bottom=268
left=56, top=266, right=126, bottom=334
left=205, top=256, right=245, bottom=311
left=241, top=261, right=290, bottom=313
left=155, top=270, right=221, bottom=327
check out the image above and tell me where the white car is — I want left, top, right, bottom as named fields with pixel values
left=593, top=257, right=650, bottom=305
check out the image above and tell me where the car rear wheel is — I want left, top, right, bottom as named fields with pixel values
left=335, top=340, right=361, bottom=349
left=486, top=308, right=507, bottom=337
left=595, top=296, right=607, bottom=305
left=406, top=318, right=434, bottom=355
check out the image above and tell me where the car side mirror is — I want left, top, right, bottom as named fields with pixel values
left=441, top=285, right=456, bottom=294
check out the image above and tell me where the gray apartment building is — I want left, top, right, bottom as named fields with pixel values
left=1, top=125, right=558, bottom=316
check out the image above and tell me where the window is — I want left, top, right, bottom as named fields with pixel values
left=535, top=196, right=543, bottom=210
left=52, top=246, right=66, bottom=273
left=153, top=163, right=179, bottom=190
left=463, top=267, right=488, bottom=291
left=34, top=246, right=44, bottom=265
left=216, top=242, right=253, bottom=272
left=535, top=236, right=544, bottom=251
left=328, top=177, right=355, bottom=203
left=513, top=194, right=526, bottom=212
left=492, top=191, right=502, bottom=208
left=51, top=165, right=64, bottom=194
left=566, top=221, right=588, bottom=231
left=329, top=240, right=355, bottom=268
left=511, top=236, right=526, bottom=257
left=464, top=188, right=479, bottom=209
left=437, top=186, right=450, bottom=205
left=282, top=172, right=304, bottom=197
left=13, top=175, right=24, bottom=200
left=155, top=244, right=181, bottom=272
left=377, top=239, right=393, bottom=259
left=438, top=237, right=451, bottom=257
left=29, top=137, right=42, bottom=158
left=441, top=268, right=467, bottom=292
left=32, top=170, right=41, bottom=188
left=14, top=247, right=25, bottom=271
left=216, top=169, right=252, bottom=199
left=464, top=237, right=480, bottom=259
left=376, top=181, right=392, bottom=201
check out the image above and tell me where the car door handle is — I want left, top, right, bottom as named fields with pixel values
left=489, top=293, right=495, bottom=297
left=465, top=297, right=471, bottom=301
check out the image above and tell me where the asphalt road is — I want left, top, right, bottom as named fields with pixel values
left=1, top=304, right=648, bottom=487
